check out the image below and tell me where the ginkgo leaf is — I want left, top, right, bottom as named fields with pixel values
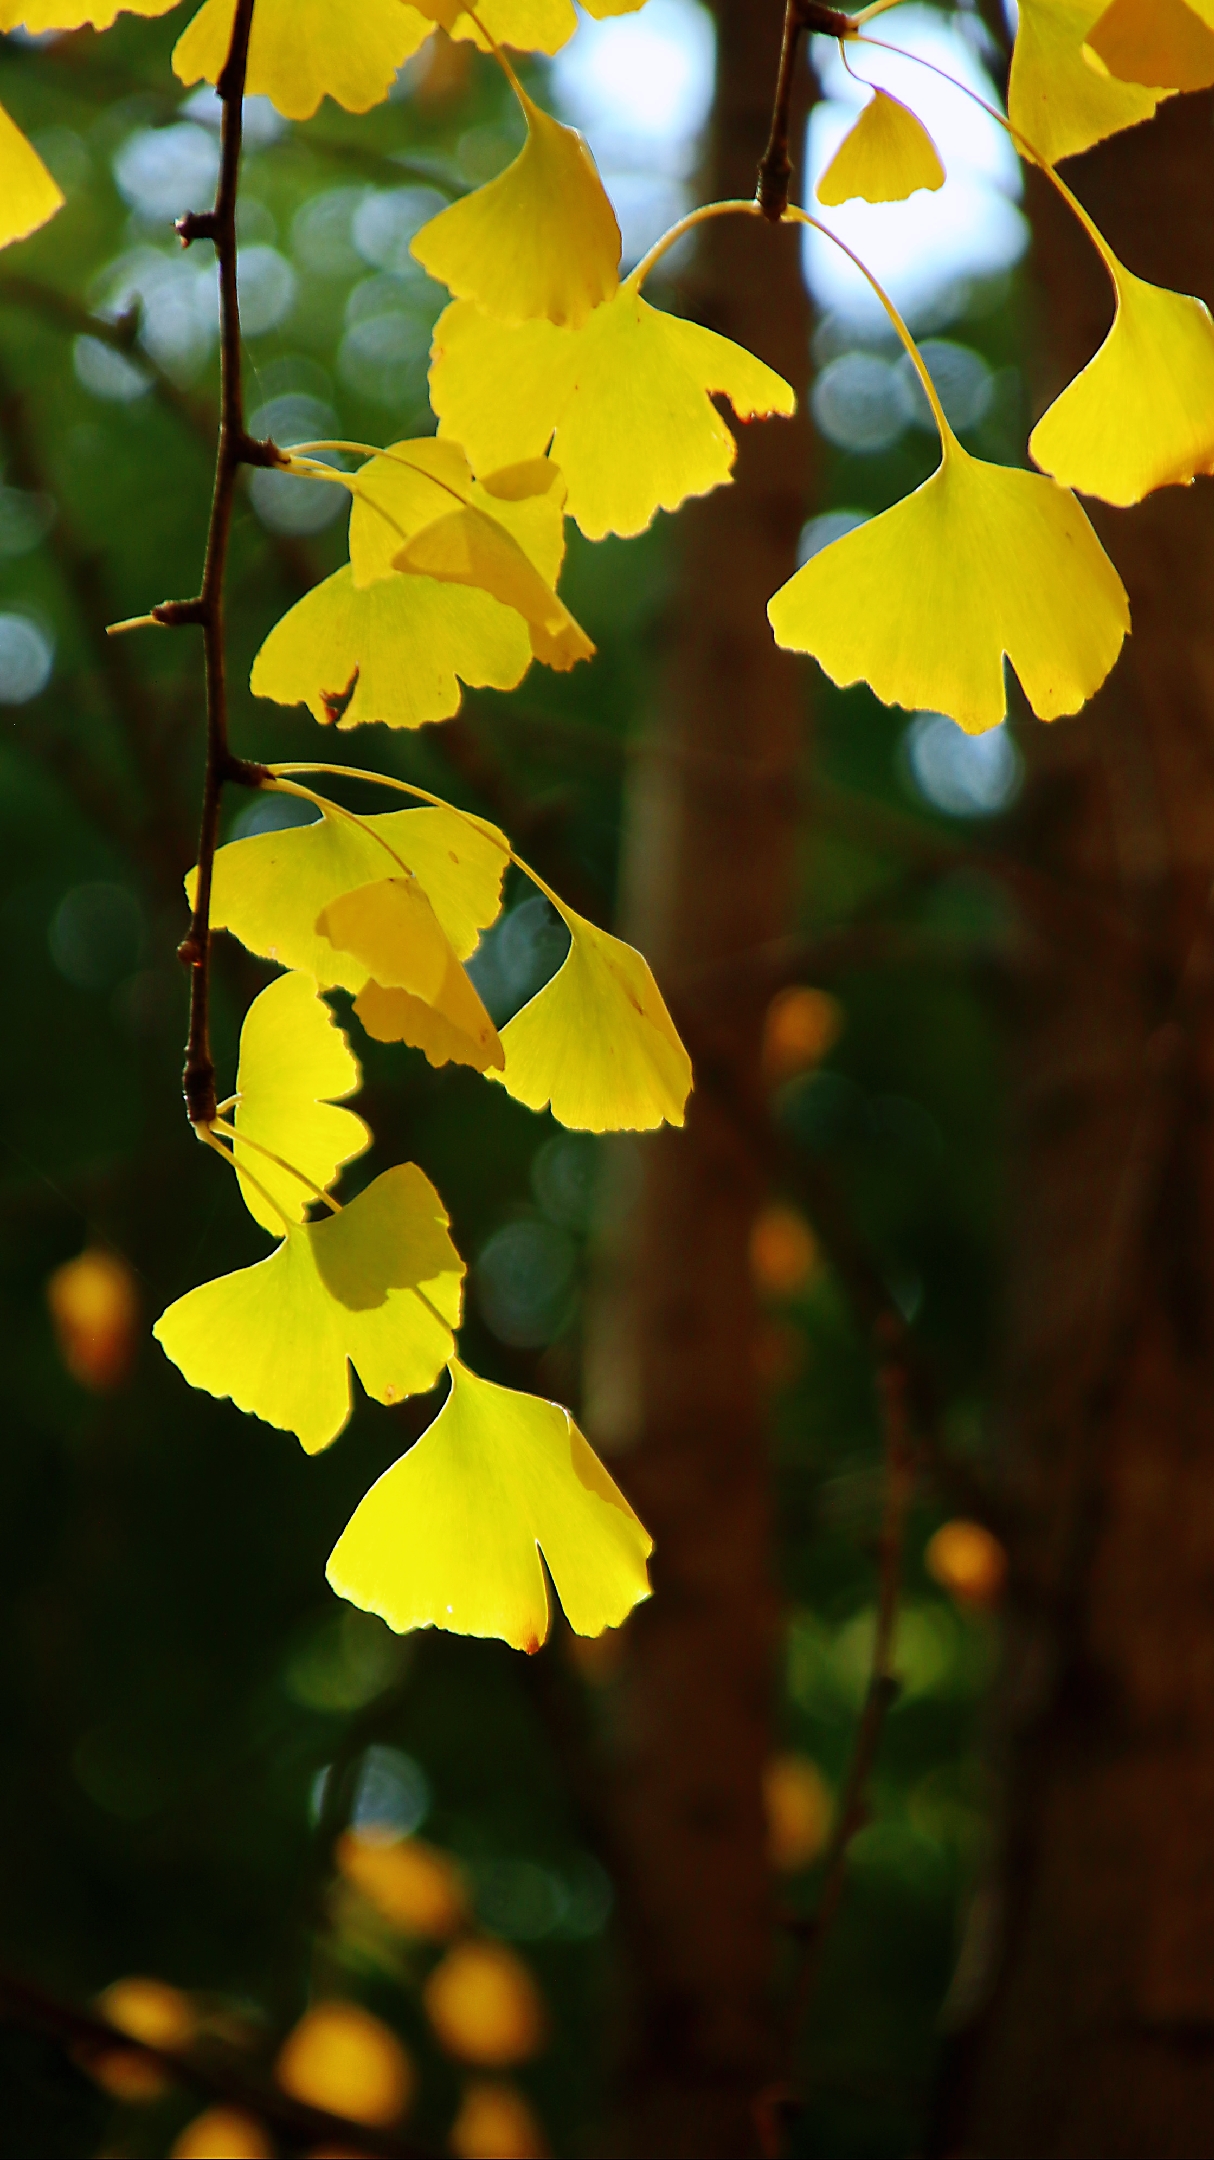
left=231, top=971, right=369, bottom=1235
left=491, top=904, right=692, bottom=1131
left=317, top=879, right=504, bottom=1073
left=202, top=801, right=510, bottom=988
left=1087, top=0, right=1214, bottom=89
left=1030, top=263, right=1214, bottom=504
left=0, top=106, right=64, bottom=252
left=1008, top=0, right=1170, bottom=163
left=327, top=1359, right=653, bottom=1650
left=429, top=289, right=796, bottom=540
left=0, top=0, right=174, bottom=23
left=816, top=90, right=945, bottom=207
left=410, top=88, right=620, bottom=329
left=394, top=508, right=593, bottom=671
left=173, top=0, right=433, bottom=121
left=346, top=438, right=568, bottom=591
left=415, top=0, right=648, bottom=58
left=250, top=563, right=535, bottom=731
left=154, top=1166, right=463, bottom=1454
left=767, top=430, right=1129, bottom=735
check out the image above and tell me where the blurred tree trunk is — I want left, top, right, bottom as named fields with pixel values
left=944, top=91, right=1214, bottom=2160
left=585, top=5, right=811, bottom=2154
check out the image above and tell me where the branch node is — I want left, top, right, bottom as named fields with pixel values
left=238, top=432, right=286, bottom=470
left=224, top=754, right=271, bottom=789
left=175, top=209, right=218, bottom=248
left=152, top=596, right=206, bottom=629
left=797, top=2, right=856, bottom=32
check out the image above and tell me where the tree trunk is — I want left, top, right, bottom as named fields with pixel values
left=946, top=91, right=1214, bottom=2160
left=585, top=7, right=812, bottom=2154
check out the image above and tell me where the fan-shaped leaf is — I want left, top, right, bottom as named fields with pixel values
left=1008, top=0, right=1169, bottom=163
left=1087, top=0, right=1214, bottom=90
left=231, top=972, right=369, bottom=1235
left=173, top=0, right=432, bottom=120
left=817, top=90, right=945, bottom=207
left=318, top=879, right=503, bottom=1073
left=327, top=1359, right=652, bottom=1650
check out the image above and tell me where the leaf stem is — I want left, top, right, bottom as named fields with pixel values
left=781, top=203, right=952, bottom=438
left=155, top=0, right=276, bottom=1132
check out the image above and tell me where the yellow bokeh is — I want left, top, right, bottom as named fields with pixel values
left=424, top=1940, right=547, bottom=2066
left=336, top=1830, right=467, bottom=1940
left=97, top=1975, right=197, bottom=2050
left=925, top=1519, right=1007, bottom=1610
left=47, top=1248, right=140, bottom=1393
left=749, top=1205, right=818, bottom=1300
left=763, top=1754, right=834, bottom=1873
left=169, top=2106, right=275, bottom=2159
left=762, top=986, right=842, bottom=1086
left=275, top=2000, right=414, bottom=2127
left=451, top=2079, right=549, bottom=2159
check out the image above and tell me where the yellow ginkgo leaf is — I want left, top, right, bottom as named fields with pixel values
left=394, top=508, right=593, bottom=671
left=491, top=903, right=692, bottom=1131
left=411, top=89, right=619, bottom=329
left=767, top=430, right=1129, bottom=735
left=346, top=438, right=568, bottom=591
left=317, top=879, right=504, bottom=1073
left=0, top=106, right=64, bottom=253
left=173, top=0, right=433, bottom=121
left=231, top=971, right=369, bottom=1235
left=429, top=289, right=796, bottom=540
left=154, top=1167, right=463, bottom=1454
left=155, top=1168, right=461, bottom=1452
left=1029, top=261, right=1214, bottom=504
left=1087, top=0, right=1214, bottom=89
left=1008, top=0, right=1170, bottom=163
left=416, top=0, right=647, bottom=56
left=250, top=563, right=535, bottom=731
left=0, top=0, right=174, bottom=23
left=327, top=1359, right=652, bottom=1650
left=816, top=90, right=945, bottom=207
left=202, top=801, right=509, bottom=988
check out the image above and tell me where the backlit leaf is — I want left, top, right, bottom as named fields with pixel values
left=327, top=1359, right=653, bottom=1649
left=202, top=800, right=508, bottom=990
left=0, top=0, right=174, bottom=23
left=0, top=105, right=63, bottom=252
left=491, top=904, right=692, bottom=1131
left=429, top=288, right=795, bottom=539
left=173, top=0, right=432, bottom=121
left=231, top=971, right=369, bottom=1235
left=346, top=438, right=570, bottom=593
left=415, top=0, right=648, bottom=57
left=394, top=508, right=593, bottom=671
left=411, top=89, right=620, bottom=328
left=816, top=90, right=945, bottom=207
left=1030, top=262, right=1214, bottom=504
left=1008, top=0, right=1169, bottom=163
left=1087, top=0, right=1214, bottom=90
left=317, top=878, right=504, bottom=1073
left=154, top=1167, right=462, bottom=1454
left=768, top=431, right=1129, bottom=734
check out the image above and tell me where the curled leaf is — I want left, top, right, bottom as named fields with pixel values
left=327, top=1359, right=653, bottom=1650
left=393, top=507, right=593, bottom=671
left=202, top=802, right=509, bottom=986
left=1086, top=0, right=1214, bottom=90
left=429, top=289, right=795, bottom=540
left=0, top=105, right=64, bottom=251
left=816, top=90, right=945, bottom=207
left=411, top=89, right=620, bottom=328
left=231, top=972, right=369, bottom=1235
left=173, top=0, right=432, bottom=120
left=154, top=1167, right=463, bottom=1454
left=768, top=431, right=1129, bottom=734
left=491, top=903, right=692, bottom=1132
left=318, top=878, right=504, bottom=1073
left=1030, top=262, right=1214, bottom=504
left=1008, top=0, right=1170, bottom=163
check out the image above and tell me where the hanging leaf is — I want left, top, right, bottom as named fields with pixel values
left=768, top=431, right=1129, bottom=735
left=1087, top=0, right=1214, bottom=90
left=0, top=105, right=63, bottom=251
left=393, top=508, right=593, bottom=670
left=429, top=289, right=795, bottom=540
left=317, top=879, right=504, bottom=1073
left=414, top=0, right=649, bottom=58
left=230, top=972, right=369, bottom=1236
left=1030, top=262, right=1214, bottom=504
left=173, top=0, right=433, bottom=121
left=327, top=1359, right=653, bottom=1650
left=1008, top=0, right=1170, bottom=164
left=0, top=0, right=174, bottom=24
left=201, top=802, right=510, bottom=989
left=346, top=439, right=571, bottom=593
left=411, top=88, right=620, bottom=328
left=816, top=91, right=945, bottom=207
left=490, top=903, right=692, bottom=1131
left=154, top=1167, right=463, bottom=1454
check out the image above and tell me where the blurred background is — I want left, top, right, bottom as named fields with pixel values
left=3, top=2, right=1214, bottom=2155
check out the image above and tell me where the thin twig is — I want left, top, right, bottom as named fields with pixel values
left=757, top=1, right=856, bottom=217
left=0, top=1966, right=428, bottom=2157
